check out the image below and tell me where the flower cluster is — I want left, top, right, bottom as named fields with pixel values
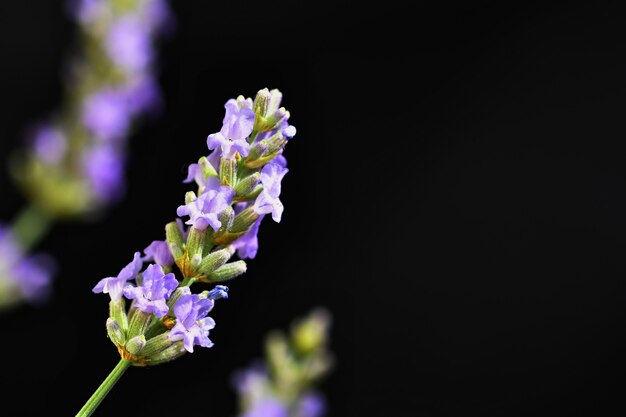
left=0, top=226, right=53, bottom=309
left=13, top=0, right=172, bottom=218
left=92, top=88, right=296, bottom=365
left=232, top=309, right=333, bottom=417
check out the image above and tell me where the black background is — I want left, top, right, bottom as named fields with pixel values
left=2, top=1, right=626, bottom=416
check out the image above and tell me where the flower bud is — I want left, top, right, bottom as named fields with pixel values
left=234, top=172, right=261, bottom=197
left=219, top=157, right=237, bottom=187
left=106, top=318, right=126, bottom=346
left=143, top=340, right=187, bottom=366
left=231, top=205, right=260, bottom=233
left=125, top=335, right=146, bottom=356
left=186, top=226, right=207, bottom=260
left=291, top=308, right=331, bottom=357
left=184, top=191, right=196, bottom=204
left=165, top=221, right=185, bottom=261
left=127, top=310, right=152, bottom=340
left=197, top=247, right=234, bottom=276
left=140, top=333, right=175, bottom=358
left=201, top=260, right=247, bottom=283
left=109, top=299, right=128, bottom=330
left=198, top=156, right=218, bottom=178
left=247, top=140, right=268, bottom=163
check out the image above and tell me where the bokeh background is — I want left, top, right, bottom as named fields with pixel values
left=2, top=1, right=626, bottom=417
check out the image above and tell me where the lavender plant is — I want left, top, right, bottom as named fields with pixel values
left=233, top=308, right=333, bottom=417
left=0, top=0, right=172, bottom=310
left=76, top=88, right=296, bottom=417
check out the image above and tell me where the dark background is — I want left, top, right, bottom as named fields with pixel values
left=2, top=1, right=626, bottom=416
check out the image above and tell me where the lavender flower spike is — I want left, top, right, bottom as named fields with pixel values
left=233, top=309, right=332, bottom=417
left=123, top=264, right=178, bottom=317
left=92, top=252, right=143, bottom=301
left=207, top=98, right=256, bottom=158
left=169, top=290, right=217, bottom=352
left=81, top=88, right=297, bottom=416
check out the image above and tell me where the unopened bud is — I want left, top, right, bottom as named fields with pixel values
left=125, top=335, right=146, bottom=355
left=219, top=157, right=237, bottom=187
left=165, top=221, right=185, bottom=261
left=197, top=247, right=234, bottom=276
left=106, top=318, right=126, bottom=346
left=203, top=261, right=247, bottom=283
left=234, top=172, right=261, bottom=197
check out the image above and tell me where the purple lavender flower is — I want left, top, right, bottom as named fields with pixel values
left=106, top=16, right=153, bottom=73
left=32, top=125, right=67, bottom=164
left=253, top=161, right=289, bottom=222
left=0, top=226, right=53, bottom=303
left=168, top=289, right=216, bottom=352
left=297, top=393, right=326, bottom=417
left=232, top=212, right=263, bottom=259
left=123, top=264, right=178, bottom=317
left=142, top=240, right=174, bottom=267
left=183, top=162, right=209, bottom=189
left=177, top=177, right=235, bottom=231
left=82, top=144, right=125, bottom=203
left=82, top=89, right=131, bottom=142
left=207, top=99, right=256, bottom=158
left=92, top=252, right=143, bottom=301
left=242, top=399, right=288, bottom=417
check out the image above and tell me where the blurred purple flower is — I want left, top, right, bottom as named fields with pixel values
left=0, top=226, right=53, bottom=303
left=106, top=16, right=153, bottom=73
left=297, top=393, right=326, bottom=417
left=82, top=89, right=131, bottom=141
left=242, top=399, right=288, bottom=417
left=32, top=125, right=67, bottom=164
left=82, top=144, right=125, bottom=203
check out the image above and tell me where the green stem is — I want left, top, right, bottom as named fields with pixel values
left=11, top=204, right=51, bottom=251
left=75, top=359, right=131, bottom=417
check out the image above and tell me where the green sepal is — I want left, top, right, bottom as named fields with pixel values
left=247, top=140, right=268, bottom=162
left=165, top=221, right=185, bottom=261
left=184, top=191, right=197, bottom=204
left=186, top=226, right=207, bottom=260
left=140, top=333, right=174, bottom=358
left=109, top=299, right=128, bottom=331
left=245, top=152, right=281, bottom=169
left=127, top=309, right=152, bottom=340
left=231, top=206, right=260, bottom=233
left=198, top=156, right=218, bottom=178
left=219, top=157, right=238, bottom=187
left=143, top=341, right=187, bottom=366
